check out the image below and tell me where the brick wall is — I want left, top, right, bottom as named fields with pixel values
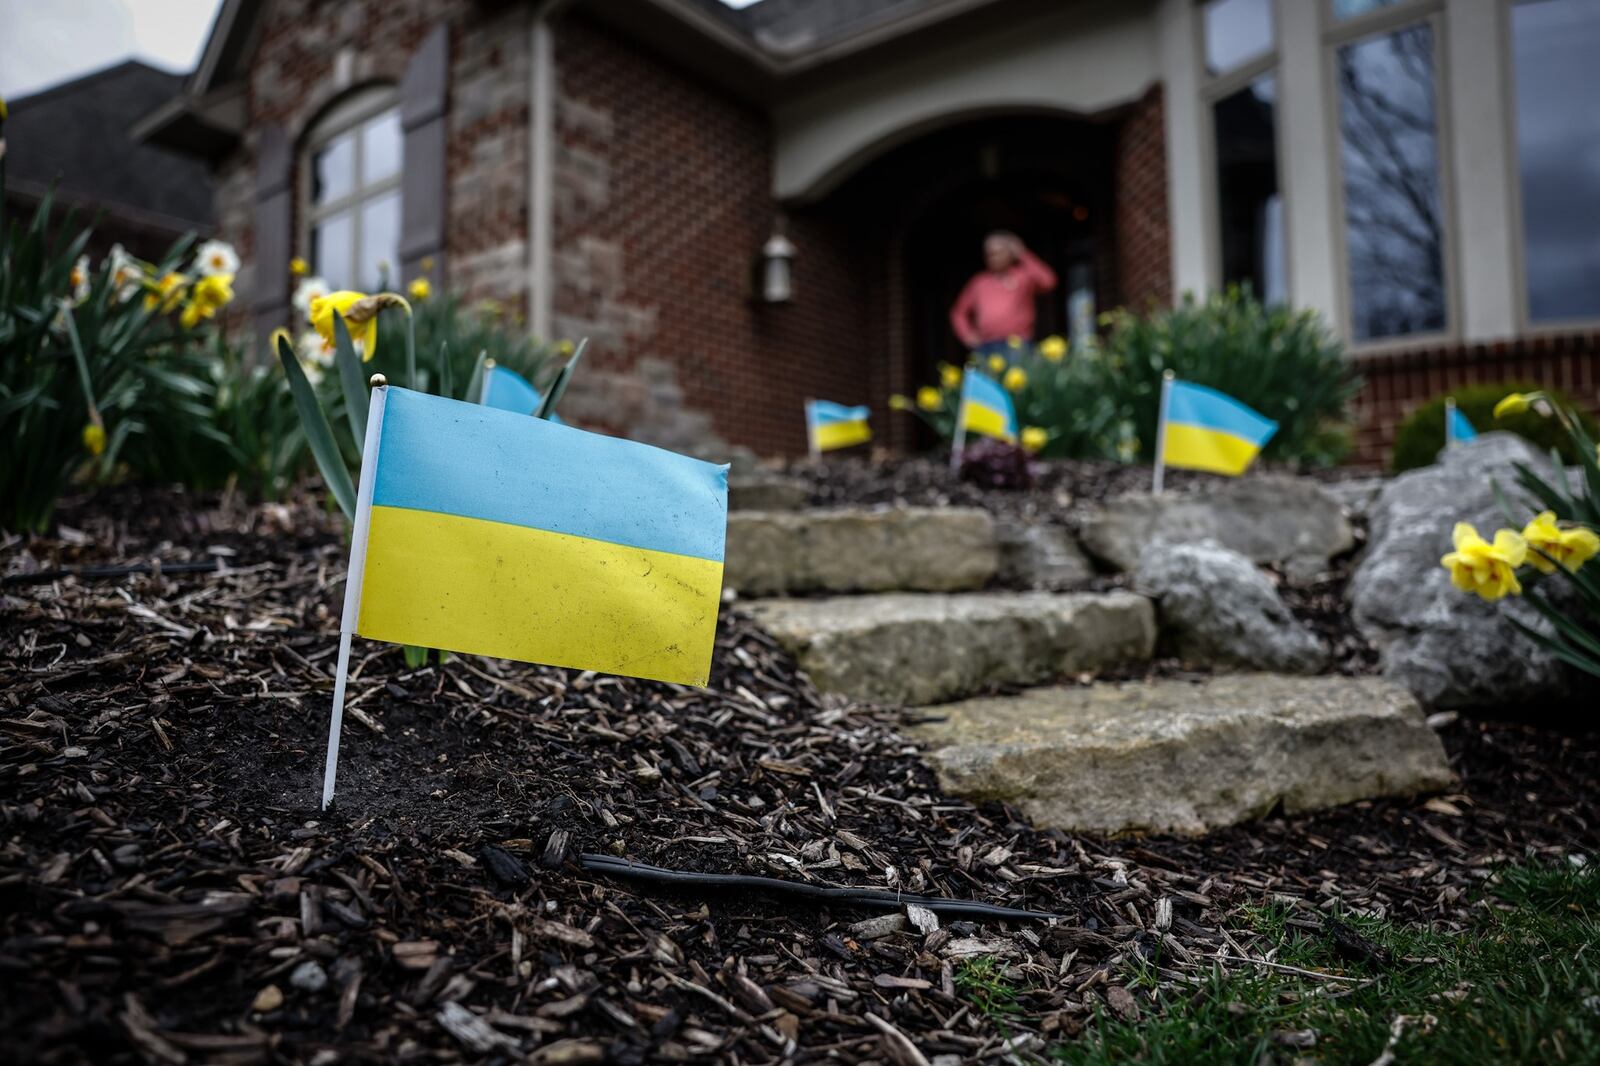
left=1350, top=331, right=1600, bottom=467
left=1112, top=85, right=1172, bottom=311
left=211, top=0, right=530, bottom=321
left=548, top=15, right=869, bottom=458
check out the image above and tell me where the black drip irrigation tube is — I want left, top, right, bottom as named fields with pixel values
left=578, top=853, right=1062, bottom=922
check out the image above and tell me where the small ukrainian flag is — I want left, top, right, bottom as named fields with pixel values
left=353, top=386, right=726, bottom=685
left=1446, top=401, right=1477, bottom=446
left=958, top=367, right=1018, bottom=444
left=806, top=399, right=872, bottom=453
left=1159, top=377, right=1277, bottom=476
left=480, top=362, right=542, bottom=415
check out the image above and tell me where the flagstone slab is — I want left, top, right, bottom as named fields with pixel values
left=745, top=591, right=1155, bottom=705
left=1080, top=476, right=1354, bottom=573
left=910, top=674, right=1454, bottom=835
left=726, top=508, right=998, bottom=596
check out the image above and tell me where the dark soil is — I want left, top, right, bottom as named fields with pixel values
left=2, top=486, right=1592, bottom=1064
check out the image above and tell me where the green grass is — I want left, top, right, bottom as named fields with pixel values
left=982, top=863, right=1600, bottom=1064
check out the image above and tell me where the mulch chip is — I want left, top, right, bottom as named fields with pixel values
left=2, top=482, right=1595, bottom=1063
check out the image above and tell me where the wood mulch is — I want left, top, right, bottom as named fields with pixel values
left=2, top=484, right=1594, bottom=1064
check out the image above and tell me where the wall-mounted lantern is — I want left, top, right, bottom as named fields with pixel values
left=760, top=221, right=796, bottom=304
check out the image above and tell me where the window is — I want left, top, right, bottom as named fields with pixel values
left=1331, top=12, right=1447, bottom=342
left=1201, top=0, right=1285, bottom=303
left=1510, top=0, right=1600, bottom=324
left=303, top=90, right=402, bottom=291
left=1330, top=0, right=1406, bottom=21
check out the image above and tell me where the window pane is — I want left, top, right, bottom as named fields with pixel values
left=1203, top=0, right=1274, bottom=76
left=361, top=110, right=402, bottom=186
left=1332, top=0, right=1405, bottom=20
left=1512, top=0, right=1600, bottom=322
left=1337, top=23, right=1446, bottom=341
left=358, top=190, right=401, bottom=292
left=312, top=133, right=356, bottom=205
left=311, top=210, right=354, bottom=289
left=1214, top=73, right=1285, bottom=304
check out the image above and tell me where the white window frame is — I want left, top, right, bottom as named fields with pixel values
left=1197, top=0, right=1291, bottom=300
left=300, top=85, right=402, bottom=291
left=1321, top=0, right=1460, bottom=356
left=1499, top=0, right=1600, bottom=336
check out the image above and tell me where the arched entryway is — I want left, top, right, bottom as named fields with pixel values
left=809, top=111, right=1122, bottom=449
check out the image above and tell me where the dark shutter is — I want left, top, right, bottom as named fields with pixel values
left=252, top=122, right=292, bottom=341
left=399, top=24, right=449, bottom=282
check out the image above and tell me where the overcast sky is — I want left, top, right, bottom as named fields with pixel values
left=0, top=0, right=223, bottom=100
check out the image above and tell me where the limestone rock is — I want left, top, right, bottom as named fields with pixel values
left=993, top=517, right=1095, bottom=588
left=1349, top=432, right=1571, bottom=708
left=1136, top=541, right=1327, bottom=673
left=746, top=591, right=1155, bottom=705
left=725, top=508, right=997, bottom=596
left=1080, top=476, right=1354, bottom=572
left=728, top=475, right=809, bottom=512
left=911, top=674, right=1454, bottom=835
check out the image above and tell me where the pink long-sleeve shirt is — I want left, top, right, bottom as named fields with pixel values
left=949, top=250, right=1058, bottom=348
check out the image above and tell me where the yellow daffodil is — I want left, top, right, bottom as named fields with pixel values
left=939, top=363, right=961, bottom=389
left=420, top=256, right=435, bottom=274
left=408, top=277, right=431, bottom=301
left=290, top=256, right=310, bottom=277
left=1006, top=335, right=1022, bottom=349
left=1493, top=392, right=1538, bottom=419
left=81, top=422, right=105, bottom=457
left=1021, top=426, right=1048, bottom=453
left=1039, top=335, right=1067, bottom=362
left=1003, top=366, right=1027, bottom=391
left=143, top=272, right=186, bottom=313
left=888, top=394, right=911, bottom=411
left=916, top=386, right=942, bottom=411
left=1521, top=511, right=1600, bottom=574
left=310, top=291, right=379, bottom=361
left=180, top=273, right=234, bottom=328
left=1441, top=522, right=1527, bottom=601
left=986, top=353, right=1007, bottom=374
left=557, top=338, right=574, bottom=355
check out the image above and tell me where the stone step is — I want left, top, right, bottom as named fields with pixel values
left=745, top=591, right=1155, bottom=706
left=909, top=674, right=1454, bottom=836
left=726, top=508, right=998, bottom=596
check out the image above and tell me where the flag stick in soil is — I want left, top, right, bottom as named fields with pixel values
left=322, top=375, right=389, bottom=810
left=1446, top=396, right=1458, bottom=449
left=1151, top=369, right=1174, bottom=495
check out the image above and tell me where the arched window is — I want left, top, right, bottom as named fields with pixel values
left=302, top=87, right=402, bottom=291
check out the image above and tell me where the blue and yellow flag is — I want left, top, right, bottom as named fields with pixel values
left=1448, top=406, right=1477, bottom=444
left=806, top=399, right=871, bottom=452
left=958, top=367, right=1018, bottom=443
left=480, top=363, right=541, bottom=415
left=353, top=387, right=727, bottom=686
left=1161, top=379, right=1277, bottom=476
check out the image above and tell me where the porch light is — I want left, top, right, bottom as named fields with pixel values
left=760, top=224, right=796, bottom=304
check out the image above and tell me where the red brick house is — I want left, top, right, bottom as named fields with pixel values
left=144, top=0, right=1600, bottom=464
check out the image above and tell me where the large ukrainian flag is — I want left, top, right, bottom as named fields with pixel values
left=1161, top=379, right=1277, bottom=476
left=959, top=367, right=1018, bottom=443
left=806, top=399, right=871, bottom=451
left=353, top=386, right=727, bottom=686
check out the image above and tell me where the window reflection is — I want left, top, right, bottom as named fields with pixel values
left=312, top=133, right=355, bottom=204
left=361, top=111, right=403, bottom=185
left=1214, top=74, right=1285, bottom=304
left=1203, top=0, right=1273, bottom=76
left=359, top=191, right=401, bottom=291
left=1512, top=0, right=1600, bottom=323
left=312, top=211, right=354, bottom=292
left=1337, top=24, right=1445, bottom=341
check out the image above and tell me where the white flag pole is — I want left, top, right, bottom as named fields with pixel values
left=1444, top=395, right=1457, bottom=449
left=1152, top=370, right=1174, bottom=495
left=805, top=400, right=820, bottom=460
left=950, top=374, right=969, bottom=472
left=321, top=376, right=389, bottom=810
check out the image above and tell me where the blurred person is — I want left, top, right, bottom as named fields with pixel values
left=949, top=231, right=1057, bottom=356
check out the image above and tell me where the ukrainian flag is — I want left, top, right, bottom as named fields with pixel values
left=806, top=399, right=871, bottom=452
left=959, top=367, right=1018, bottom=443
left=1448, top=406, right=1477, bottom=443
left=480, top=363, right=541, bottom=415
left=1161, top=379, right=1277, bottom=476
left=353, top=386, right=727, bottom=686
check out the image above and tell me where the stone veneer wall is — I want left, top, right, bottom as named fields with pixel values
left=548, top=15, right=869, bottom=459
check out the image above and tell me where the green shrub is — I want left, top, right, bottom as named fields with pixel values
left=1098, top=287, right=1358, bottom=467
left=1392, top=381, right=1600, bottom=472
left=892, top=287, right=1357, bottom=467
